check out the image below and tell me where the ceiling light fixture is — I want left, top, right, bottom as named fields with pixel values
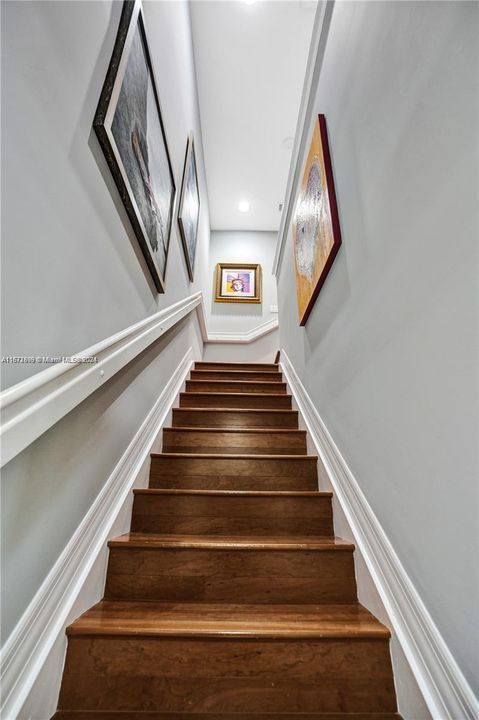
left=243, top=0, right=256, bottom=5
left=238, top=200, right=250, bottom=213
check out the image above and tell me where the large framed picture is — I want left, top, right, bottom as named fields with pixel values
left=292, top=114, right=342, bottom=325
left=93, top=0, right=175, bottom=293
left=178, top=135, right=200, bottom=281
left=214, top=263, right=262, bottom=303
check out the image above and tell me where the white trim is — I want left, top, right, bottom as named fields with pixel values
left=0, top=293, right=277, bottom=467
left=205, top=318, right=279, bottom=344
left=0, top=348, right=194, bottom=720
left=273, top=0, right=335, bottom=277
left=280, top=349, right=478, bottom=720
left=0, top=293, right=202, bottom=467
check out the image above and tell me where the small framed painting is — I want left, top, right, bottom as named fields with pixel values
left=93, top=0, right=176, bottom=293
left=292, top=114, right=342, bottom=325
left=178, top=135, right=200, bottom=281
left=214, top=263, right=262, bottom=303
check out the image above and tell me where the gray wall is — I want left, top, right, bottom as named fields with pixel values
left=277, top=0, right=478, bottom=693
left=206, top=230, right=278, bottom=333
left=203, top=230, right=279, bottom=362
left=1, top=0, right=208, bottom=639
left=0, top=0, right=210, bottom=389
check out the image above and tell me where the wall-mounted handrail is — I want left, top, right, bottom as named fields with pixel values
left=0, top=292, right=278, bottom=467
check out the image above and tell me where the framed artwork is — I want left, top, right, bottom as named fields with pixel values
left=214, top=263, right=262, bottom=303
left=93, top=0, right=176, bottom=293
left=292, top=114, right=342, bottom=325
left=178, top=135, right=200, bottom=281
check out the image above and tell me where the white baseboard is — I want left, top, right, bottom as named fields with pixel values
left=205, top=317, right=279, bottom=343
left=0, top=348, right=194, bottom=720
left=280, top=349, right=478, bottom=720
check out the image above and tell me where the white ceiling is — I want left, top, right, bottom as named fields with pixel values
left=190, top=0, right=316, bottom=232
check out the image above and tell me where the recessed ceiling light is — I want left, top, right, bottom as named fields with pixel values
left=238, top=200, right=250, bottom=212
left=243, top=0, right=256, bottom=4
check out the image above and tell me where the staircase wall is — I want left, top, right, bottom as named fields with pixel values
left=203, top=230, right=280, bottom=362
left=0, top=0, right=210, bottom=391
left=1, top=1, right=210, bottom=715
left=276, top=0, right=477, bottom=704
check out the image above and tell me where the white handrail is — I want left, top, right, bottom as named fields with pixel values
left=0, top=292, right=278, bottom=467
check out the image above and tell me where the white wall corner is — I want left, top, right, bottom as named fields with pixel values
left=280, top=348, right=478, bottom=720
left=0, top=348, right=194, bottom=720
left=206, top=317, right=279, bottom=344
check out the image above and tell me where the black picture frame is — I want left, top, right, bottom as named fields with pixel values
left=93, top=0, right=176, bottom=293
left=178, top=135, right=201, bottom=282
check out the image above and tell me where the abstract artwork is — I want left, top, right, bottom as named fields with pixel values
left=214, top=263, right=262, bottom=303
left=93, top=0, right=175, bottom=292
left=292, top=114, right=342, bottom=325
left=178, top=135, right=200, bottom=281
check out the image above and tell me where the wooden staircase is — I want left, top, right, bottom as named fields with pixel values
left=53, top=361, right=400, bottom=719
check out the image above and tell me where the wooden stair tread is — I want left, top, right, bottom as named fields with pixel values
left=54, top=713, right=402, bottom=719
left=171, top=408, right=300, bottom=431
left=164, top=426, right=306, bottom=434
left=67, top=600, right=389, bottom=639
left=173, top=407, right=297, bottom=412
left=107, top=533, right=353, bottom=550
left=151, top=452, right=316, bottom=460
left=133, top=488, right=332, bottom=497
left=54, top=356, right=399, bottom=716
left=191, top=369, right=283, bottom=375
left=182, top=391, right=289, bottom=397
left=191, top=370, right=284, bottom=381
left=195, top=362, right=279, bottom=369
left=186, top=380, right=287, bottom=387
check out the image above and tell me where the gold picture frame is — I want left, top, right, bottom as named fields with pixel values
left=214, top=263, right=262, bottom=303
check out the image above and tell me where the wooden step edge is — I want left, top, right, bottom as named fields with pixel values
left=151, top=453, right=317, bottom=460
left=133, top=488, right=333, bottom=497
left=107, top=533, right=354, bottom=551
left=66, top=603, right=389, bottom=641
left=173, top=407, right=298, bottom=414
left=163, top=427, right=306, bottom=435
left=189, top=368, right=286, bottom=382
left=53, top=714, right=402, bottom=719
left=53, top=713, right=401, bottom=719
left=195, top=363, right=279, bottom=369
left=65, top=625, right=390, bottom=640
left=186, top=379, right=287, bottom=385
left=181, top=391, right=291, bottom=398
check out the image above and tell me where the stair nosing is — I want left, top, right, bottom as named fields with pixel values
left=107, top=534, right=353, bottom=551
left=151, top=453, right=316, bottom=460
left=186, top=379, right=287, bottom=385
left=66, top=627, right=388, bottom=640
left=133, top=488, right=332, bottom=497
left=194, top=363, right=279, bottom=368
left=181, top=391, right=290, bottom=398
left=163, top=427, right=306, bottom=434
left=172, top=407, right=298, bottom=413
left=66, top=601, right=389, bottom=640
left=189, top=368, right=286, bottom=382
